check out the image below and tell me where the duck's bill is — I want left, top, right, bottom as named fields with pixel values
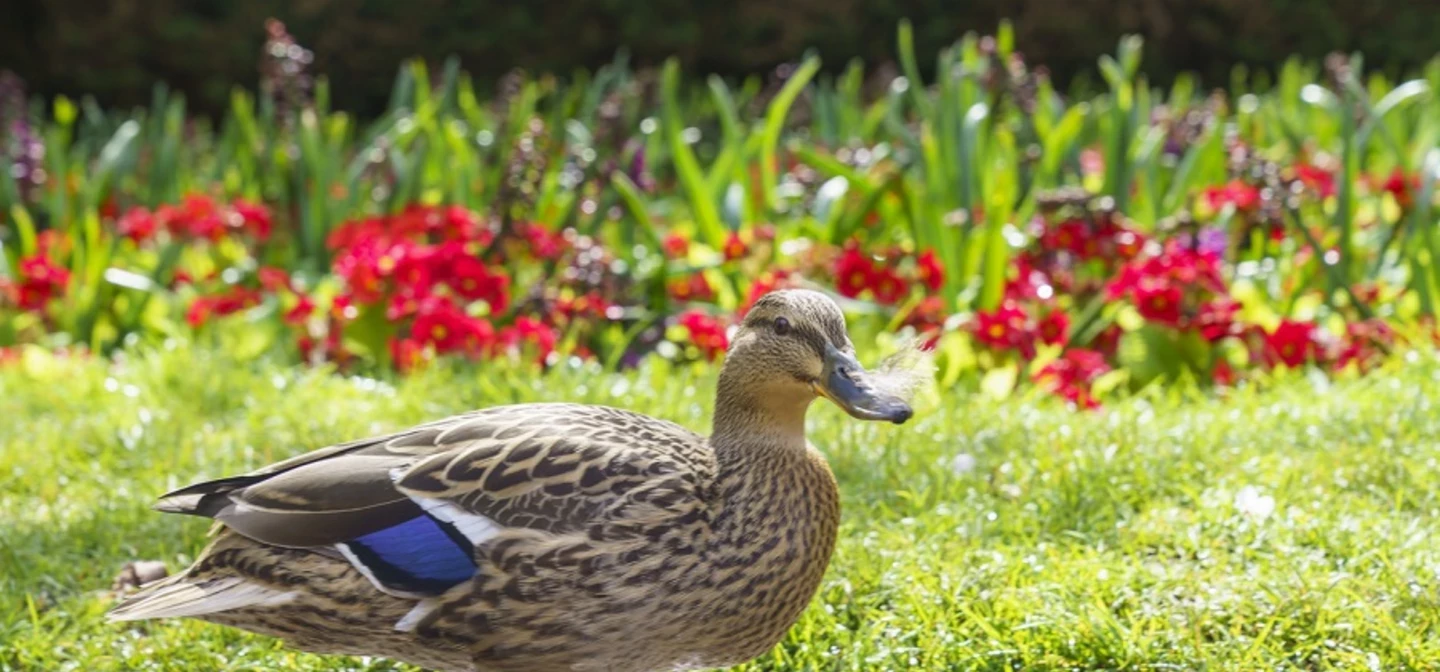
left=813, top=344, right=914, bottom=424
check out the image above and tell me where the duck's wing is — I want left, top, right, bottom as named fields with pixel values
left=153, top=403, right=713, bottom=598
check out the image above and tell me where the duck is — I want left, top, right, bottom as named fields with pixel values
left=108, top=289, right=916, bottom=672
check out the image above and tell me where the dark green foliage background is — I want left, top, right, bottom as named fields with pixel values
left=4, top=0, right=1439, bottom=116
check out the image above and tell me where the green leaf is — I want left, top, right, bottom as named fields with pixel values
left=9, top=206, right=38, bottom=257
left=896, top=20, right=931, bottom=119
left=611, top=172, right=662, bottom=251
left=661, top=60, right=727, bottom=247
left=759, top=56, right=821, bottom=213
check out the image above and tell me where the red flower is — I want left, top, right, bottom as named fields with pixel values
left=1264, top=319, right=1314, bottom=368
left=437, top=205, right=487, bottom=243
left=1033, top=348, right=1111, bottom=409
left=495, top=316, right=559, bottom=364
left=1004, top=253, right=1052, bottom=302
left=1094, top=214, right=1148, bottom=261
left=973, top=301, right=1034, bottom=357
left=1205, top=180, right=1261, bottom=212
left=1196, top=299, right=1240, bottom=341
left=678, top=310, right=729, bottom=360
left=1112, top=228, right=1146, bottom=260
left=870, top=267, right=908, bottom=305
left=160, top=194, right=226, bottom=241
left=8, top=254, right=71, bottom=311
left=722, top=231, right=749, bottom=261
left=1092, top=324, right=1124, bottom=359
left=390, top=336, right=427, bottom=372
left=186, top=287, right=262, bottom=327
left=915, top=249, right=944, bottom=292
left=331, top=294, right=357, bottom=321
left=902, top=296, right=948, bottom=349
left=115, top=207, right=158, bottom=244
left=834, top=244, right=876, bottom=299
left=518, top=223, right=568, bottom=260
left=1333, top=319, right=1393, bottom=372
left=1042, top=219, right=1095, bottom=258
left=34, top=230, right=68, bottom=257
left=386, top=290, right=425, bottom=321
left=663, top=232, right=691, bottom=259
left=1379, top=168, right=1418, bottom=209
left=283, top=294, right=316, bottom=325
left=1212, top=358, right=1237, bottom=386
left=1036, top=310, right=1070, bottom=346
left=333, top=237, right=448, bottom=306
left=411, top=297, right=495, bottom=355
left=741, top=270, right=796, bottom=315
left=299, top=328, right=350, bottom=367
left=552, top=292, right=611, bottom=323
left=669, top=273, right=714, bottom=302
left=231, top=199, right=273, bottom=240
left=257, top=267, right=293, bottom=292
left=1294, top=164, right=1335, bottom=198
left=1108, top=241, right=1229, bottom=331
left=327, top=216, right=387, bottom=252
left=438, top=245, right=509, bottom=312
left=1134, top=282, right=1183, bottom=326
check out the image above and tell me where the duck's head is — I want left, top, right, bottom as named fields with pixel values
left=717, top=289, right=914, bottom=429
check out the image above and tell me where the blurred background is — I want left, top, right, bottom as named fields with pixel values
left=5, top=0, right=1439, bottom=116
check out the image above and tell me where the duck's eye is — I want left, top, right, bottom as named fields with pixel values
left=773, top=317, right=792, bottom=336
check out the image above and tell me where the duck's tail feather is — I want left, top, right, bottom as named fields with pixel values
left=107, top=574, right=297, bottom=622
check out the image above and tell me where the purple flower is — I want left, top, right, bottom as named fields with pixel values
left=1196, top=226, right=1228, bottom=257
left=0, top=71, right=44, bottom=202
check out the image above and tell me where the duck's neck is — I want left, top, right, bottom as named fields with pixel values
left=708, top=372, right=812, bottom=465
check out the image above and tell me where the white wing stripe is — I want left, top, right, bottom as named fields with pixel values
left=410, top=496, right=504, bottom=545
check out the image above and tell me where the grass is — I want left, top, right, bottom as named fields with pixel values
left=3, top=344, right=1440, bottom=670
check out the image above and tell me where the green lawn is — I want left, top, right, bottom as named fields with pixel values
left=4, top=345, right=1440, bottom=670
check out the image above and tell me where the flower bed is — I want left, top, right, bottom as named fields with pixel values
left=1, top=23, right=1437, bottom=407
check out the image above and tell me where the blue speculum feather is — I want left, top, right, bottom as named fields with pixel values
left=343, top=514, right=477, bottom=594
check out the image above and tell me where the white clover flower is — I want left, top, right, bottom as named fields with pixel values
left=1234, top=486, right=1276, bottom=520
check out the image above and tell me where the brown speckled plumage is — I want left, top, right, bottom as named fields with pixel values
left=109, top=290, right=910, bottom=672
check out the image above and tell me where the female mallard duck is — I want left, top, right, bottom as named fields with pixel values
left=109, top=289, right=915, bottom=671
